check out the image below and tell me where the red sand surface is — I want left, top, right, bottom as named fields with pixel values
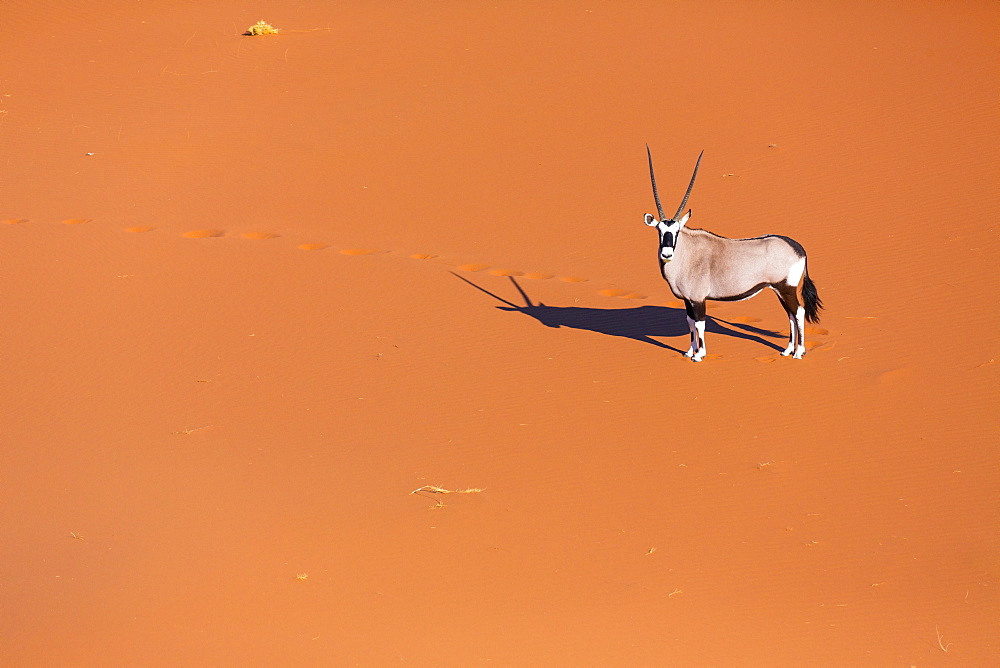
left=1, top=2, right=997, bottom=664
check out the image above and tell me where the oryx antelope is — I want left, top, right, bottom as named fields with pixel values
left=644, top=146, right=822, bottom=361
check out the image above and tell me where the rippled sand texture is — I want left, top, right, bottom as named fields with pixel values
left=1, top=2, right=997, bottom=664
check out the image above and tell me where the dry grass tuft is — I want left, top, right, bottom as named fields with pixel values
left=410, top=485, right=485, bottom=508
left=411, top=485, right=485, bottom=495
left=245, top=20, right=279, bottom=36
left=935, top=626, right=952, bottom=652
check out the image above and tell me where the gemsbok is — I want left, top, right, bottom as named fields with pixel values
left=644, top=146, right=822, bottom=361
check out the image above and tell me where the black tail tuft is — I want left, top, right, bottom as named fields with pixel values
left=802, top=273, right=823, bottom=324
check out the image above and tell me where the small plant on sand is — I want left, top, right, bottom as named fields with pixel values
left=245, top=20, right=279, bottom=36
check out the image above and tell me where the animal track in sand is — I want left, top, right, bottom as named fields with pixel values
left=6, top=217, right=837, bottom=356
left=457, top=263, right=490, bottom=272
left=19, top=215, right=622, bottom=299
left=597, top=288, right=647, bottom=299
left=876, top=366, right=915, bottom=385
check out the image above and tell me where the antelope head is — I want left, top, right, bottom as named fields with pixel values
left=644, top=146, right=703, bottom=263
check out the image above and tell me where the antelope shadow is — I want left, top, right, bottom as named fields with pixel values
left=452, top=273, right=785, bottom=355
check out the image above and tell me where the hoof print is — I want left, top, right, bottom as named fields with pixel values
left=182, top=229, right=225, bottom=238
left=458, top=263, right=490, bottom=272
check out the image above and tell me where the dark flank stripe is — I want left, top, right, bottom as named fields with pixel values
left=711, top=282, right=769, bottom=302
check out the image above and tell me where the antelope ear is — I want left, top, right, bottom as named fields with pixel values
left=644, top=213, right=658, bottom=226
left=678, top=210, right=691, bottom=226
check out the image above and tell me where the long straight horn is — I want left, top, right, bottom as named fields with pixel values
left=646, top=144, right=667, bottom=222
left=673, top=150, right=704, bottom=220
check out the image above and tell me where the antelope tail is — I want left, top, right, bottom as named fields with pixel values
left=802, top=272, right=823, bottom=324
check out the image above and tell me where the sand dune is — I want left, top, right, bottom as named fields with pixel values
left=1, top=2, right=996, bottom=664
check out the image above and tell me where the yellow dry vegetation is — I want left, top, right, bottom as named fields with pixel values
left=246, top=20, right=279, bottom=36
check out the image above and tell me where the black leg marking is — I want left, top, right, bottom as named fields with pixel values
left=684, top=300, right=707, bottom=361
left=773, top=281, right=803, bottom=357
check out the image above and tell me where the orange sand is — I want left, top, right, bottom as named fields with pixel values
left=1, top=2, right=997, bottom=664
